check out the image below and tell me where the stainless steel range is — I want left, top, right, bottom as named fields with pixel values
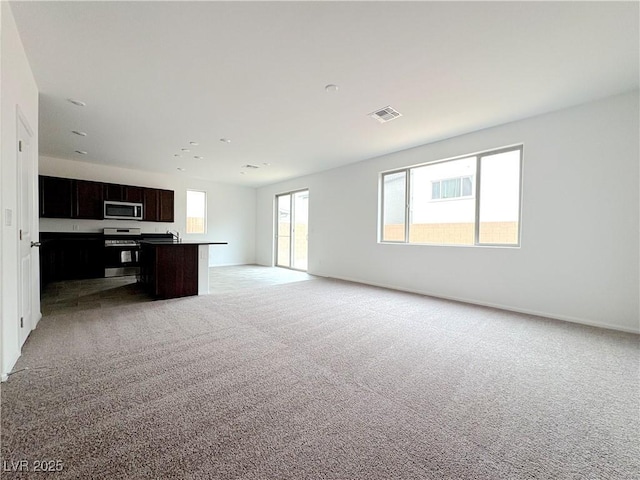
left=103, top=227, right=142, bottom=277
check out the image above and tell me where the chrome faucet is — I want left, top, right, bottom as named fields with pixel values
left=166, top=230, right=181, bottom=242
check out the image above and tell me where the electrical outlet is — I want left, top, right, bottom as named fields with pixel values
left=4, top=209, right=12, bottom=226
left=72, top=224, right=79, bottom=231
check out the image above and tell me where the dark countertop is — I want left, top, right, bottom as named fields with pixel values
left=139, top=240, right=228, bottom=246
left=40, top=232, right=174, bottom=240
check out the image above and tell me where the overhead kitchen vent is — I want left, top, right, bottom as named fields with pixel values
left=242, top=164, right=260, bottom=169
left=369, top=106, right=402, bottom=123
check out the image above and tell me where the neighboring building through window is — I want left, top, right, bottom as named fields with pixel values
left=431, top=176, right=473, bottom=200
left=380, top=146, right=522, bottom=246
left=186, top=190, right=206, bottom=234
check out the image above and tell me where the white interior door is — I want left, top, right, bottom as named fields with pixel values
left=18, top=115, right=34, bottom=347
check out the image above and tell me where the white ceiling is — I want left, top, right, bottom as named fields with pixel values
left=10, top=1, right=639, bottom=187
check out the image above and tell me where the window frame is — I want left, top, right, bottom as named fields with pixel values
left=379, top=144, right=523, bottom=247
left=185, top=189, right=207, bottom=235
left=380, top=170, right=409, bottom=244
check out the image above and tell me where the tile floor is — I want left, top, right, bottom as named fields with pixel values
left=208, top=265, right=314, bottom=293
left=40, top=265, right=314, bottom=316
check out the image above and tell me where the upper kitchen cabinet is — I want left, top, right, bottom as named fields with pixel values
left=103, top=183, right=125, bottom=201
left=159, top=189, right=174, bottom=222
left=125, top=186, right=144, bottom=203
left=39, top=176, right=73, bottom=218
left=143, top=188, right=174, bottom=222
left=143, top=188, right=159, bottom=221
left=73, top=179, right=104, bottom=219
left=104, top=183, right=143, bottom=203
left=39, top=175, right=174, bottom=223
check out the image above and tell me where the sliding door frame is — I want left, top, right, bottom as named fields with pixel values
left=274, top=189, right=309, bottom=271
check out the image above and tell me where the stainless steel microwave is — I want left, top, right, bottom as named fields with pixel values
left=104, top=201, right=143, bottom=220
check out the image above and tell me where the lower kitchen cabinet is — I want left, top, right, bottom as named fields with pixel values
left=40, top=234, right=104, bottom=287
left=139, top=243, right=198, bottom=298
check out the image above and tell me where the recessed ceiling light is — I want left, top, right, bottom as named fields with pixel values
left=174, top=154, right=181, bottom=157
left=177, top=167, right=186, bottom=171
left=262, top=162, right=271, bottom=166
left=181, top=148, right=190, bottom=152
left=325, top=84, right=339, bottom=93
left=220, top=138, right=231, bottom=143
left=71, top=130, right=87, bottom=136
left=194, top=156, right=203, bottom=159
left=240, top=171, right=246, bottom=175
left=190, top=141, right=199, bottom=146
left=67, top=99, right=86, bottom=107
left=75, top=150, right=88, bottom=155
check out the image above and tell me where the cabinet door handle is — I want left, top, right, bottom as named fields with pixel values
left=31, top=241, right=42, bottom=248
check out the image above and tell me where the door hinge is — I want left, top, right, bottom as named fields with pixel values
left=20, top=317, right=24, bottom=328
left=20, top=229, right=23, bottom=241
left=19, top=140, right=23, bottom=152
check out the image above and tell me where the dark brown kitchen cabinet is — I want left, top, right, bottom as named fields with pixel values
left=103, top=183, right=125, bottom=201
left=73, top=180, right=103, bottom=219
left=143, top=188, right=159, bottom=221
left=142, top=188, right=174, bottom=222
left=39, top=176, right=73, bottom=218
left=125, top=186, right=144, bottom=203
left=39, top=233, right=104, bottom=287
left=104, top=183, right=144, bottom=203
left=39, top=175, right=174, bottom=223
left=140, top=243, right=198, bottom=298
left=158, top=189, right=174, bottom=222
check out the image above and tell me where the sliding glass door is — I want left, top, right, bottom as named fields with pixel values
left=276, top=190, right=309, bottom=271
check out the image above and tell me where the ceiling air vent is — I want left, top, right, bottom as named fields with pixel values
left=242, top=164, right=260, bottom=169
left=369, top=106, right=402, bottom=123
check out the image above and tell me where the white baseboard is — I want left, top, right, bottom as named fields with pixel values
left=1, top=351, right=20, bottom=383
left=1, top=312, right=41, bottom=383
left=315, top=273, right=640, bottom=335
left=34, top=310, right=42, bottom=328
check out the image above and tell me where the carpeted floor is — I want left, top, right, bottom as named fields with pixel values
left=1, top=277, right=638, bottom=479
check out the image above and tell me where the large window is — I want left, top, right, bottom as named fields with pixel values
left=186, top=190, right=206, bottom=234
left=380, top=146, right=522, bottom=246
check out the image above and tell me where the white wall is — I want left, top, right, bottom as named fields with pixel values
left=39, top=156, right=256, bottom=267
left=1, top=2, right=40, bottom=379
left=256, top=91, right=640, bottom=333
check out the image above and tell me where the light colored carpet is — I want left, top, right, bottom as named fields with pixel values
left=2, top=278, right=638, bottom=479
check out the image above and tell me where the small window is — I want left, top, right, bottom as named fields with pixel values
left=186, top=190, right=206, bottom=234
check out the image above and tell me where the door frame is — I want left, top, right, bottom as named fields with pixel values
left=274, top=189, right=309, bottom=271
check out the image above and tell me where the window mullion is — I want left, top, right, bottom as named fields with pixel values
left=405, top=169, right=410, bottom=243
left=474, top=156, right=481, bottom=245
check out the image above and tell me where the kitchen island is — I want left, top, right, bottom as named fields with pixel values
left=139, top=240, right=228, bottom=299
